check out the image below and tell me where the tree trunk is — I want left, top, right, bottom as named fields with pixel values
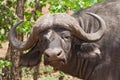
left=16, top=0, right=24, bottom=20
left=2, top=0, right=24, bottom=80
left=33, top=1, right=43, bottom=80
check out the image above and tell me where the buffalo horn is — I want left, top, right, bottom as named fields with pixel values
left=74, top=12, right=106, bottom=41
left=8, top=20, right=38, bottom=51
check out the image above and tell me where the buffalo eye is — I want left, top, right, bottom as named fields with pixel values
left=62, top=34, right=71, bottom=41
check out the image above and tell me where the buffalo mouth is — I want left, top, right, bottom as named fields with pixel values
left=44, top=59, right=66, bottom=70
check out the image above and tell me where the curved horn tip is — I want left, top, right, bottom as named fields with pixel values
left=20, top=20, right=24, bottom=22
left=86, top=12, right=106, bottom=30
left=86, top=12, right=95, bottom=15
left=19, top=20, right=24, bottom=24
left=78, top=12, right=106, bottom=41
left=14, top=20, right=24, bottom=26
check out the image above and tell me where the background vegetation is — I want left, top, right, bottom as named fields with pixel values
left=0, top=0, right=104, bottom=79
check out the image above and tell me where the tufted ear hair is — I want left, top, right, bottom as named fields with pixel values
left=77, top=43, right=102, bottom=61
left=19, top=44, right=42, bottom=67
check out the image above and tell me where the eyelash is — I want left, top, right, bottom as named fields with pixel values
left=63, top=35, right=71, bottom=40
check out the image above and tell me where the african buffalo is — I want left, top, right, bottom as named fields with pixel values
left=9, top=0, right=120, bottom=80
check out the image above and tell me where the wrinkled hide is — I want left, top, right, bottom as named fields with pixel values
left=72, top=0, right=120, bottom=80
left=20, top=43, right=42, bottom=67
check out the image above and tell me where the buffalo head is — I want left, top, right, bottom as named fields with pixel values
left=8, top=13, right=106, bottom=69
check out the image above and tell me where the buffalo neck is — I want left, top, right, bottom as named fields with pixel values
left=58, top=46, right=101, bottom=79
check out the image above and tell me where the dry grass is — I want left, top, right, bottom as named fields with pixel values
left=0, top=42, right=8, bottom=58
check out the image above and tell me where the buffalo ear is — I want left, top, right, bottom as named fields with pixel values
left=77, top=43, right=102, bottom=60
left=19, top=46, right=42, bottom=67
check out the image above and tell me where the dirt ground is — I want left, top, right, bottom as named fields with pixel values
left=0, top=42, right=8, bottom=58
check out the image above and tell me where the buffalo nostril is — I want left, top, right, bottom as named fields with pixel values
left=57, top=51, right=62, bottom=56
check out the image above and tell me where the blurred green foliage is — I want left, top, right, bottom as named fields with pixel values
left=0, top=0, right=104, bottom=42
left=0, top=60, right=12, bottom=74
left=0, top=60, right=12, bottom=68
left=48, top=0, right=104, bottom=13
